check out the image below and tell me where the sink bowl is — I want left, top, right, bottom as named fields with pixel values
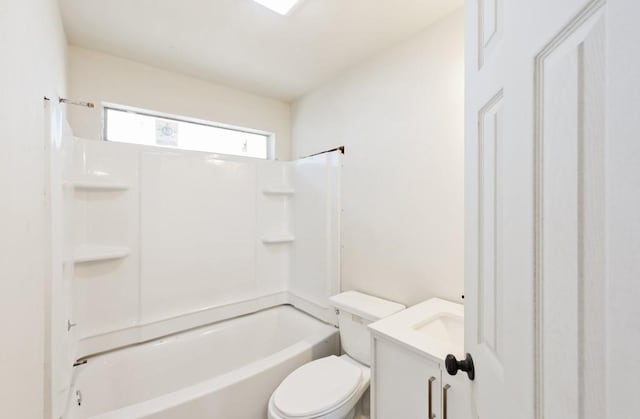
left=414, top=313, right=464, bottom=351
left=368, top=298, right=464, bottom=361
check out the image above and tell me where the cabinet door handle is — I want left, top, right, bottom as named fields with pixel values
left=443, top=384, right=451, bottom=419
left=428, top=376, right=436, bottom=418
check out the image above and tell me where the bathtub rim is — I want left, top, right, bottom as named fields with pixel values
left=77, top=292, right=338, bottom=360
left=75, top=302, right=333, bottom=363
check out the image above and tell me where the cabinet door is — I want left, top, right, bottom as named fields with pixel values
left=373, top=337, right=441, bottom=419
left=441, top=374, right=473, bottom=419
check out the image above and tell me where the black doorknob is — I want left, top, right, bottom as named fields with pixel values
left=445, top=353, right=475, bottom=381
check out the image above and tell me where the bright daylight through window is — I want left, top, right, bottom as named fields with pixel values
left=104, top=107, right=271, bottom=159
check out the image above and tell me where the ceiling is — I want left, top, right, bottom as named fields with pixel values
left=59, top=0, right=462, bottom=101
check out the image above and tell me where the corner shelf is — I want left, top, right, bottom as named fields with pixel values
left=263, top=187, right=295, bottom=196
left=72, top=245, right=130, bottom=264
left=65, top=179, right=129, bottom=191
left=261, top=234, right=295, bottom=244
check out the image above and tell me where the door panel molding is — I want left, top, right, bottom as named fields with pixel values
left=534, top=1, right=606, bottom=418
left=477, top=89, right=505, bottom=363
left=478, top=0, right=502, bottom=68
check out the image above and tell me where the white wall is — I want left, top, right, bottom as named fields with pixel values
left=291, top=10, right=464, bottom=306
left=0, top=0, right=67, bottom=417
left=67, top=46, right=292, bottom=160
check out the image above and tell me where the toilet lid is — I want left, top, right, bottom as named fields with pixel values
left=273, top=356, right=362, bottom=417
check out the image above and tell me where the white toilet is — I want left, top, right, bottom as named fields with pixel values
left=268, top=291, right=405, bottom=419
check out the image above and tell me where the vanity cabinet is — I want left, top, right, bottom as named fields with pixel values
left=371, top=335, right=472, bottom=419
left=441, top=373, right=473, bottom=419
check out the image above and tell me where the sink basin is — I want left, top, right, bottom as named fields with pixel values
left=414, top=313, right=464, bottom=351
left=368, top=298, right=464, bottom=361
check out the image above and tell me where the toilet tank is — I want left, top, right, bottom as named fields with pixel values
left=329, top=291, right=405, bottom=366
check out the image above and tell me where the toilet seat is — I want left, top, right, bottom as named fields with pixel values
left=269, top=355, right=370, bottom=419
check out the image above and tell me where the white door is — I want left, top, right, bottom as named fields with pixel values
left=463, top=0, right=640, bottom=418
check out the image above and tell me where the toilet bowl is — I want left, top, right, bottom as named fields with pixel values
left=268, top=291, right=405, bottom=419
left=268, top=355, right=369, bottom=419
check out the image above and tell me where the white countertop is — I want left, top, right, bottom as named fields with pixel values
left=368, top=298, right=465, bottom=362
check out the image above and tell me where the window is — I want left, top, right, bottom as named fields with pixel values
left=104, top=105, right=273, bottom=159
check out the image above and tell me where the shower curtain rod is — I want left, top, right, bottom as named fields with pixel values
left=44, top=96, right=95, bottom=108
left=302, top=146, right=345, bottom=159
left=60, top=97, right=95, bottom=108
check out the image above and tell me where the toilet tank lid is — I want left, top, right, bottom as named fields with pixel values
left=329, top=291, right=405, bottom=321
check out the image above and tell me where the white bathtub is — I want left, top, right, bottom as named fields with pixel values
left=66, top=306, right=339, bottom=419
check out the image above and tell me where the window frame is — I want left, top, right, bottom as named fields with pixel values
left=102, top=103, right=276, bottom=160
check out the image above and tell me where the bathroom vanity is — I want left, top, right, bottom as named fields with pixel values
left=369, top=298, right=473, bottom=419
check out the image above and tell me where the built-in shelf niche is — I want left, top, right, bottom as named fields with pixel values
left=72, top=244, right=130, bottom=264
left=261, top=234, right=295, bottom=244
left=262, top=186, right=295, bottom=196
